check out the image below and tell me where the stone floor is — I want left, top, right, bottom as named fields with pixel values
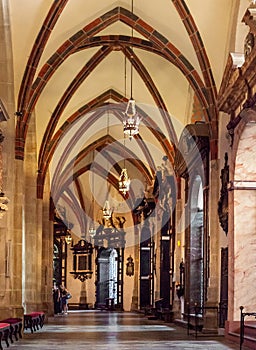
left=5, top=310, right=249, bottom=350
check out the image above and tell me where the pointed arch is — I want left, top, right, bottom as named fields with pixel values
left=16, top=6, right=212, bottom=160
left=37, top=92, right=173, bottom=198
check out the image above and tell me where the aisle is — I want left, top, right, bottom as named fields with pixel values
left=7, top=311, right=244, bottom=350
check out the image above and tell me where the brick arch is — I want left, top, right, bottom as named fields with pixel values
left=38, top=88, right=173, bottom=175
left=16, top=6, right=212, bottom=160
left=172, top=0, right=217, bottom=111
left=17, top=0, right=69, bottom=112
left=38, top=103, right=162, bottom=199
left=59, top=189, right=85, bottom=234
left=38, top=42, right=177, bottom=171
left=41, top=102, right=157, bottom=187
left=52, top=135, right=150, bottom=207
left=53, top=153, right=147, bottom=234
left=51, top=133, right=154, bottom=199
left=37, top=90, right=173, bottom=198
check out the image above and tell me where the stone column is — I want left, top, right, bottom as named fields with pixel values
left=41, top=171, right=54, bottom=316
left=131, top=215, right=139, bottom=310
left=23, top=111, right=43, bottom=313
left=10, top=159, right=24, bottom=317
left=173, top=179, right=185, bottom=319
left=0, top=0, right=23, bottom=318
left=203, top=158, right=220, bottom=333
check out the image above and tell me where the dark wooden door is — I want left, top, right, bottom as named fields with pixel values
left=219, top=247, right=228, bottom=327
left=140, top=225, right=154, bottom=308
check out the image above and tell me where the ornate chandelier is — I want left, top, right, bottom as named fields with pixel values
left=123, top=99, right=140, bottom=139
left=103, top=200, right=112, bottom=220
left=89, top=158, right=96, bottom=237
left=123, top=0, right=140, bottom=139
left=119, top=168, right=130, bottom=195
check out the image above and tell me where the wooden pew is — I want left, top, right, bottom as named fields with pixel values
left=0, top=323, right=10, bottom=350
left=24, top=312, right=45, bottom=333
left=0, top=318, right=22, bottom=343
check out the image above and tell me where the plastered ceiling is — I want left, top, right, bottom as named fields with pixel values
left=8, top=0, right=247, bottom=234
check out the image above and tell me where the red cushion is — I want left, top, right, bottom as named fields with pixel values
left=0, top=323, right=10, bottom=329
left=27, top=312, right=44, bottom=316
left=1, top=318, right=22, bottom=324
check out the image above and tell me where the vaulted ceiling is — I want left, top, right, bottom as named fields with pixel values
left=9, top=0, right=247, bottom=235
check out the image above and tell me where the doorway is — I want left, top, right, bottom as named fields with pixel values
left=96, top=248, right=118, bottom=308
left=188, top=175, right=204, bottom=310
left=233, top=120, right=256, bottom=319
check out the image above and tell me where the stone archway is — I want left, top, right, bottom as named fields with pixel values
left=96, top=248, right=118, bottom=309
left=189, top=175, right=204, bottom=309
left=232, top=120, right=256, bottom=319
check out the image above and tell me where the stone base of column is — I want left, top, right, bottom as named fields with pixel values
left=24, top=302, right=50, bottom=316
left=0, top=306, right=24, bottom=319
left=202, top=306, right=219, bottom=334
left=131, top=296, right=138, bottom=311
left=172, top=296, right=184, bottom=320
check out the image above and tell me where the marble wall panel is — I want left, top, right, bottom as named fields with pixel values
left=233, top=122, right=256, bottom=319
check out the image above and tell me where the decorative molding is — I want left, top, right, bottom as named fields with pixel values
left=244, top=32, right=255, bottom=58
left=242, top=4, right=256, bottom=35
left=226, top=92, right=256, bottom=145
left=218, top=6, right=256, bottom=114
left=218, top=153, right=229, bottom=235
left=174, top=123, right=210, bottom=180
left=70, top=239, right=94, bottom=282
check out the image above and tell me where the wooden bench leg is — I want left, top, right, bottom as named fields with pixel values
left=0, top=318, right=23, bottom=342
left=3, top=329, right=10, bottom=348
left=8, top=324, right=14, bottom=343
left=17, top=322, right=22, bottom=339
left=33, top=317, right=38, bottom=331
left=5, top=333, right=9, bottom=348
left=0, top=325, right=10, bottom=349
left=24, top=312, right=45, bottom=333
left=12, top=324, right=18, bottom=341
left=39, top=314, right=45, bottom=328
left=0, top=331, right=3, bottom=350
left=24, top=316, right=34, bottom=333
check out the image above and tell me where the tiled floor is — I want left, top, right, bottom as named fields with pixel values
left=6, top=310, right=247, bottom=350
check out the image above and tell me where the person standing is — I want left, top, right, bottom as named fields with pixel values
left=60, top=285, right=70, bottom=315
left=52, top=282, right=61, bottom=315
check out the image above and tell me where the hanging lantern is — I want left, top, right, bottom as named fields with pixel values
left=103, top=200, right=111, bottom=220
left=70, top=239, right=93, bottom=282
left=123, top=99, right=141, bottom=139
left=119, top=168, right=130, bottom=195
left=89, top=226, right=96, bottom=237
left=65, top=229, right=72, bottom=245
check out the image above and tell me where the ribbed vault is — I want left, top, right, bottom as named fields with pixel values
left=12, top=0, right=228, bottom=234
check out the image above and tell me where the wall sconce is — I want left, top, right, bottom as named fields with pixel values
left=0, top=191, right=9, bottom=218
left=126, top=255, right=134, bottom=276
left=176, top=259, right=185, bottom=299
left=65, top=229, right=72, bottom=245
